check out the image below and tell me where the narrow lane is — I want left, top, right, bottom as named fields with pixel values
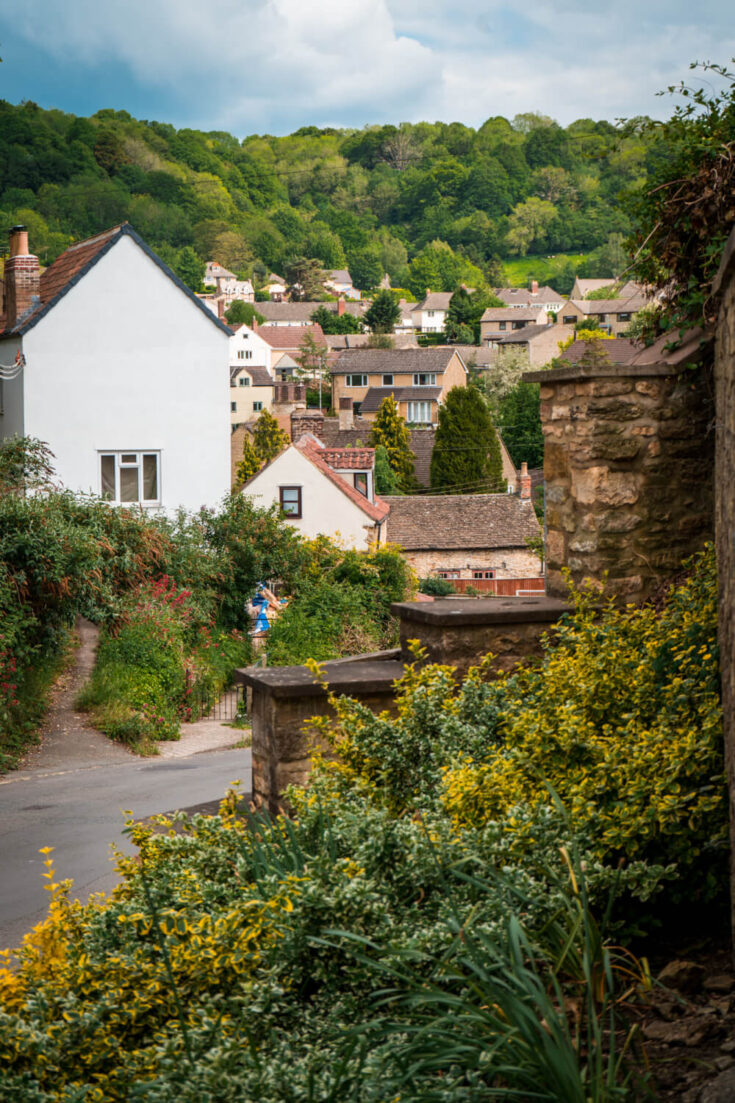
left=0, top=748, right=251, bottom=951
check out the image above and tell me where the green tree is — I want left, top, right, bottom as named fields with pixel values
left=505, top=197, right=557, bottom=256
left=368, top=397, right=417, bottom=492
left=284, top=256, right=326, bottom=301
left=430, top=386, right=505, bottom=494
left=235, top=436, right=262, bottom=486
left=496, top=382, right=544, bottom=468
left=252, top=409, right=289, bottom=464
left=296, top=331, right=330, bottom=408
left=165, top=245, right=205, bottom=292
left=348, top=247, right=383, bottom=291
left=310, top=305, right=364, bottom=335
left=373, top=443, right=400, bottom=495
left=364, top=289, right=400, bottom=334
left=225, top=300, right=266, bottom=327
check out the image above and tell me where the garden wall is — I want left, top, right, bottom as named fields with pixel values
left=525, top=352, right=714, bottom=602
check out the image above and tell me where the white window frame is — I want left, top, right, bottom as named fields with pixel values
left=407, top=401, right=432, bottom=424
left=412, top=373, right=436, bottom=386
left=345, top=374, right=368, bottom=387
left=99, top=450, right=161, bottom=506
left=238, top=376, right=250, bottom=386
left=253, top=401, right=264, bottom=412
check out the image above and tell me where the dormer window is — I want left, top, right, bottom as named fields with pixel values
left=353, top=472, right=368, bottom=497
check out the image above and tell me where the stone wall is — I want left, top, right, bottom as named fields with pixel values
left=404, top=547, right=542, bottom=579
left=525, top=361, right=714, bottom=601
left=713, top=226, right=735, bottom=948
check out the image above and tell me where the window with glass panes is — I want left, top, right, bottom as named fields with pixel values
left=100, top=452, right=160, bottom=504
left=279, top=485, right=302, bottom=517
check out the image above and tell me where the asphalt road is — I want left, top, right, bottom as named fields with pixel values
left=0, top=748, right=251, bottom=952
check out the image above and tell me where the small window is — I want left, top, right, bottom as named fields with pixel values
left=597, top=313, right=606, bottom=323
left=238, top=350, right=245, bottom=360
left=473, top=570, right=495, bottom=579
left=619, top=312, right=631, bottom=322
left=345, top=374, right=368, bottom=387
left=99, top=451, right=160, bottom=506
left=253, top=401, right=263, bottom=412
left=412, top=373, right=436, bottom=386
left=438, top=570, right=460, bottom=579
left=239, top=376, right=250, bottom=386
left=498, top=322, right=507, bottom=331
left=382, top=374, right=394, bottom=386
left=512, top=321, right=525, bottom=330
left=407, top=400, right=432, bottom=424
left=353, top=472, right=368, bottom=497
left=427, top=310, right=435, bottom=317
left=563, top=315, right=576, bottom=325
left=231, top=401, right=237, bottom=412
left=279, top=486, right=302, bottom=518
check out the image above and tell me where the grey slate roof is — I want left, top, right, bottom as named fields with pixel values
left=559, top=338, right=639, bottom=365
left=570, top=296, right=647, bottom=315
left=497, top=324, right=556, bottom=344
left=229, top=366, right=275, bottom=387
left=415, top=292, right=453, bottom=311
left=361, top=386, right=442, bottom=413
left=481, top=307, right=548, bottom=323
left=383, top=494, right=540, bottom=551
left=494, top=286, right=562, bottom=306
left=256, top=300, right=367, bottom=323
left=332, top=346, right=461, bottom=375
left=316, top=418, right=437, bottom=487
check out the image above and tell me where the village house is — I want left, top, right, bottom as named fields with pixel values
left=259, top=323, right=327, bottom=373
left=494, top=281, right=564, bottom=314
left=0, top=223, right=231, bottom=513
left=490, top=322, right=575, bottom=366
left=480, top=306, right=549, bottom=343
left=558, top=294, right=647, bottom=336
left=411, top=292, right=453, bottom=333
left=203, top=261, right=254, bottom=303
left=569, top=277, right=646, bottom=300
left=230, top=364, right=275, bottom=425
left=382, top=469, right=542, bottom=584
left=396, top=299, right=419, bottom=334
left=324, top=269, right=361, bottom=299
left=264, top=273, right=287, bottom=301
left=242, top=435, right=389, bottom=549
left=331, top=347, right=467, bottom=425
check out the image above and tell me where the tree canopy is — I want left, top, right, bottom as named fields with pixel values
left=430, top=386, right=505, bottom=494
left=368, top=397, right=417, bottom=492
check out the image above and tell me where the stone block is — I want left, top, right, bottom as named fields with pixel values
left=572, top=467, right=640, bottom=507
left=586, top=399, right=642, bottom=421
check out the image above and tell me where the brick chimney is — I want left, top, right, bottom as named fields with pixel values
left=339, top=396, right=354, bottom=430
left=216, top=296, right=225, bottom=319
left=520, top=461, right=531, bottom=499
left=530, top=279, right=539, bottom=295
left=337, top=296, right=345, bottom=316
left=251, top=313, right=258, bottom=331
left=290, top=408, right=324, bottom=441
left=4, top=226, right=40, bottom=329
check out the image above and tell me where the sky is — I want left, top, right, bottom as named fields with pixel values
left=0, top=0, right=733, bottom=137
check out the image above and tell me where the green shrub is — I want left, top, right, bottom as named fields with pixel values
left=419, top=575, right=456, bottom=596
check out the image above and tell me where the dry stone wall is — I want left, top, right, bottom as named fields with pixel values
left=525, top=362, right=714, bottom=601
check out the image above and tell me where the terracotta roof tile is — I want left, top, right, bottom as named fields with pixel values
left=296, top=439, right=389, bottom=523
left=258, top=323, right=325, bottom=348
left=320, top=447, right=374, bottom=470
left=317, top=417, right=437, bottom=488
left=383, top=494, right=540, bottom=550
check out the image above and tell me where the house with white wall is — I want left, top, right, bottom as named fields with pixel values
left=242, top=436, right=389, bottom=548
left=411, top=293, right=453, bottom=333
left=230, top=365, right=275, bottom=424
left=0, top=223, right=231, bottom=513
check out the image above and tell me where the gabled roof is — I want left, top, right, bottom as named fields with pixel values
left=569, top=296, right=647, bottom=315
left=332, top=346, right=462, bottom=375
left=230, top=366, right=275, bottom=387
left=361, top=386, right=441, bottom=412
left=2, top=223, right=232, bottom=338
left=559, top=337, right=639, bottom=365
left=316, top=417, right=437, bottom=488
left=383, top=493, right=540, bottom=551
left=296, top=440, right=389, bottom=523
left=274, top=353, right=299, bottom=369
left=481, top=306, right=548, bottom=323
left=494, top=286, right=562, bottom=305
left=497, top=323, right=557, bottom=344
left=259, top=323, right=325, bottom=348
left=256, top=300, right=367, bottom=323
left=327, top=269, right=354, bottom=285
left=415, top=292, right=453, bottom=311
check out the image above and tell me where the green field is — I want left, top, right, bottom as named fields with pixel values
left=500, top=252, right=595, bottom=291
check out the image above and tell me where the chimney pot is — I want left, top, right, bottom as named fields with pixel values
left=9, top=226, right=29, bottom=258
left=337, top=296, right=345, bottom=316
left=530, top=279, right=539, bottom=295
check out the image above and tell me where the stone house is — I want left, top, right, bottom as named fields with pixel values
left=494, top=281, right=564, bottom=314
left=230, top=365, right=275, bottom=425
left=558, top=295, right=647, bottom=336
left=383, top=480, right=542, bottom=581
left=241, top=436, right=389, bottom=549
left=0, top=223, right=231, bottom=513
left=491, top=323, right=575, bottom=366
left=480, top=306, right=549, bottom=343
left=331, top=347, right=467, bottom=425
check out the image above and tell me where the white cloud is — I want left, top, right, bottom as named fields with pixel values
left=6, top=0, right=735, bottom=132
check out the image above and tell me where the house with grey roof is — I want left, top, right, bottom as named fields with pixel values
left=331, top=346, right=467, bottom=425
left=494, top=281, right=564, bottom=313
left=411, top=292, right=454, bottom=333
left=480, top=305, right=549, bottom=344
left=383, top=485, right=542, bottom=581
left=558, top=295, right=648, bottom=336
left=491, top=323, right=575, bottom=366
left=255, top=299, right=367, bottom=326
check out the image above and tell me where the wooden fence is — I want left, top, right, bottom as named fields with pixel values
left=448, top=577, right=546, bottom=596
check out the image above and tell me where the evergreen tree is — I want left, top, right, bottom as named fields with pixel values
left=364, top=290, right=401, bottom=334
left=225, top=300, right=265, bottom=326
left=252, top=410, right=290, bottom=465
left=430, top=386, right=505, bottom=494
left=310, top=305, right=364, bottom=335
left=373, top=444, right=400, bottom=495
left=235, top=436, right=262, bottom=486
left=496, top=382, right=544, bottom=469
left=368, top=397, right=417, bottom=493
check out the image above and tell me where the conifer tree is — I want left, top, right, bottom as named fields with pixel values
left=252, top=409, right=289, bottom=465
left=430, top=386, right=505, bottom=494
left=235, top=436, right=262, bottom=487
left=368, top=397, right=417, bottom=492
left=373, top=443, right=400, bottom=495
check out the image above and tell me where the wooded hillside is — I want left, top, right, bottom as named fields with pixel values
left=0, top=101, right=670, bottom=294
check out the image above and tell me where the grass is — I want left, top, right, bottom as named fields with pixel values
left=501, top=251, right=595, bottom=289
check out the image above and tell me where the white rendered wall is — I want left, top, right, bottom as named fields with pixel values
left=244, top=447, right=375, bottom=548
left=21, top=235, right=230, bottom=513
left=229, top=325, right=272, bottom=368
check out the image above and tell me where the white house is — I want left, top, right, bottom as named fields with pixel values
left=324, top=268, right=361, bottom=300
left=411, top=292, right=453, bottom=333
left=0, top=223, right=232, bottom=513
left=242, top=436, right=389, bottom=548
left=204, top=261, right=254, bottom=303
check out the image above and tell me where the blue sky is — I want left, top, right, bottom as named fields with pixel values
left=0, top=0, right=733, bottom=136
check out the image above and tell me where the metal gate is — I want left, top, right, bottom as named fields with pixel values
left=193, top=684, right=246, bottom=722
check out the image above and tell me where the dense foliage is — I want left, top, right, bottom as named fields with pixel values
left=0, top=547, right=720, bottom=1100
left=430, top=385, right=505, bottom=493
left=0, top=100, right=664, bottom=293
left=367, top=396, right=418, bottom=492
